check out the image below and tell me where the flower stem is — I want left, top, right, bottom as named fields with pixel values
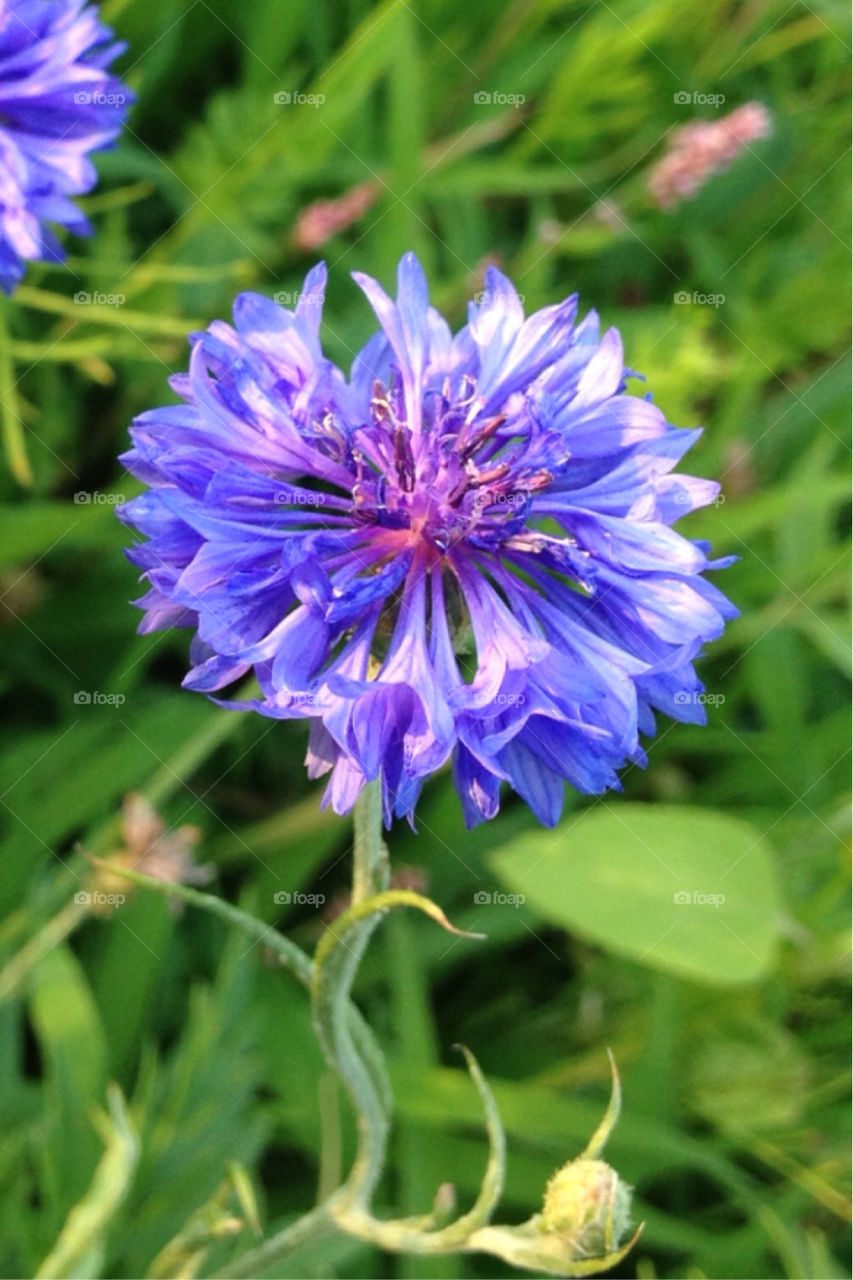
left=310, top=780, right=392, bottom=1211
left=0, top=294, right=33, bottom=486
left=0, top=898, right=85, bottom=1005
left=352, top=776, right=388, bottom=903
left=212, top=1197, right=341, bottom=1280
left=215, top=784, right=391, bottom=1277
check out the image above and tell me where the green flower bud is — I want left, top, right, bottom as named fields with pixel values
left=540, top=1158, right=632, bottom=1257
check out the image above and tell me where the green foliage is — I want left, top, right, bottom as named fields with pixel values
left=0, top=0, right=849, bottom=1277
left=490, top=804, right=780, bottom=984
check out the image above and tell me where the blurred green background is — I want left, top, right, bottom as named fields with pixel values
left=0, top=0, right=849, bottom=1277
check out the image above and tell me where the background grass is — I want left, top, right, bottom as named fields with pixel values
left=0, top=0, right=849, bottom=1277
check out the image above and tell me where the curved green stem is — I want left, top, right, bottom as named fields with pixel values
left=112, top=793, right=638, bottom=1280
left=311, top=781, right=392, bottom=1208
left=85, top=858, right=313, bottom=984
left=212, top=1197, right=342, bottom=1280
left=312, top=885, right=483, bottom=1214
left=0, top=898, right=86, bottom=1005
left=87, top=855, right=392, bottom=1109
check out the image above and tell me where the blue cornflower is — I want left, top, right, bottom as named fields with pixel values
left=0, top=0, right=132, bottom=292
left=118, top=254, right=736, bottom=827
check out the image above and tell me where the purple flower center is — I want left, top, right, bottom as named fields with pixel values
left=345, top=372, right=552, bottom=560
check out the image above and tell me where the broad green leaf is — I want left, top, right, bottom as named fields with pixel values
left=490, top=804, right=780, bottom=984
left=28, top=943, right=106, bottom=1118
left=28, top=944, right=107, bottom=1228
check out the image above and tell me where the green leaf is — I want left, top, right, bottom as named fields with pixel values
left=28, top=944, right=108, bottom=1229
left=490, top=804, right=780, bottom=985
left=35, top=1085, right=138, bottom=1280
